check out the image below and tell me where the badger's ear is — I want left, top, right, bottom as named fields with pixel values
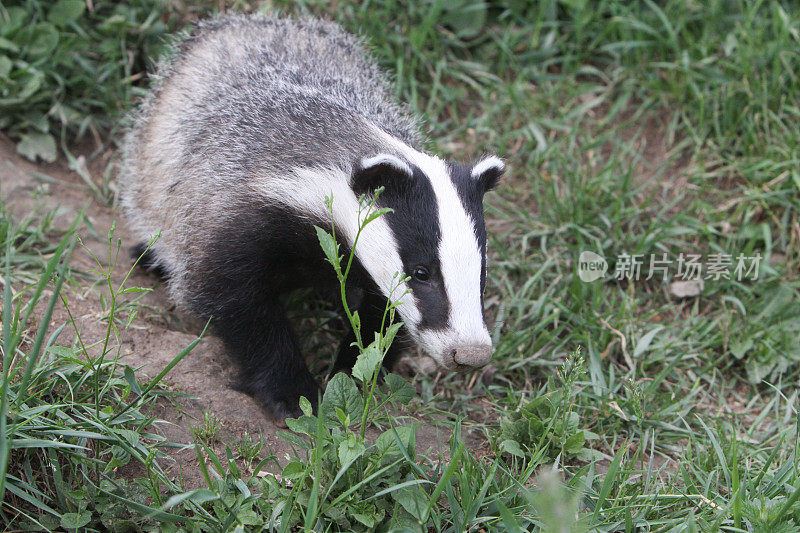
left=351, top=154, right=413, bottom=196
left=471, top=155, right=505, bottom=192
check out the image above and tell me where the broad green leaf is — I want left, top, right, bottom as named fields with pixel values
left=321, top=373, right=362, bottom=427
left=17, top=71, right=45, bottom=101
left=335, top=406, right=350, bottom=427
left=381, top=322, right=403, bottom=351
left=376, top=425, right=415, bottom=458
left=299, top=396, right=313, bottom=416
left=17, top=132, right=56, bottom=163
left=60, top=511, right=91, bottom=529
left=24, top=23, right=59, bottom=57
left=237, top=506, right=261, bottom=526
left=351, top=505, right=385, bottom=528
left=576, top=447, right=606, bottom=462
left=564, top=411, right=580, bottom=433
left=391, top=485, right=428, bottom=522
left=731, top=338, right=753, bottom=360
left=441, top=0, right=487, bottom=39
left=352, top=340, right=383, bottom=383
left=48, top=0, right=85, bottom=26
left=314, top=226, right=340, bottom=272
left=0, top=7, right=28, bottom=37
left=745, top=358, right=772, bottom=385
left=388, top=503, right=425, bottom=531
left=564, top=431, right=586, bottom=455
left=526, top=417, right=545, bottom=443
left=499, top=439, right=525, bottom=458
left=282, top=461, right=307, bottom=480
left=337, top=434, right=366, bottom=467
left=114, top=428, right=140, bottom=448
left=39, top=515, right=61, bottom=531
left=285, top=414, right=316, bottom=436
left=385, top=374, right=415, bottom=405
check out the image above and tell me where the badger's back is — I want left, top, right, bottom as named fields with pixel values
left=121, top=14, right=420, bottom=305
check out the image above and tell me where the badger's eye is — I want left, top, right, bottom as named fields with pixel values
left=412, top=266, right=430, bottom=282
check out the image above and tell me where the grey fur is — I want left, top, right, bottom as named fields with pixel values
left=120, top=13, right=422, bottom=305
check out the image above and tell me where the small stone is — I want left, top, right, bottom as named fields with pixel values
left=669, top=279, right=703, bottom=298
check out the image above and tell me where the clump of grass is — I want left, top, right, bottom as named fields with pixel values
left=0, top=203, right=201, bottom=530
left=192, top=410, right=221, bottom=445
left=235, top=430, right=265, bottom=470
left=0, top=200, right=61, bottom=286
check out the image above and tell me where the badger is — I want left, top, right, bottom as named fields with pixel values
left=120, top=14, right=504, bottom=420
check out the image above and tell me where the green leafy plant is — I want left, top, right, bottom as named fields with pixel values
left=235, top=430, right=266, bottom=470
left=193, top=409, right=221, bottom=445
left=500, top=349, right=598, bottom=464
left=727, top=283, right=800, bottom=384
left=0, top=0, right=170, bottom=161
left=274, top=190, right=427, bottom=529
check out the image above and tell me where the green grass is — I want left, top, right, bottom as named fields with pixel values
left=2, top=0, right=800, bottom=530
left=0, top=208, right=206, bottom=529
left=0, top=0, right=171, bottom=181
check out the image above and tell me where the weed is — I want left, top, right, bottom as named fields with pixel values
left=499, top=349, right=599, bottom=465
left=235, top=430, right=265, bottom=470
left=192, top=410, right=221, bottom=445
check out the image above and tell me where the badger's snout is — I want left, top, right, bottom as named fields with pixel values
left=449, top=344, right=493, bottom=369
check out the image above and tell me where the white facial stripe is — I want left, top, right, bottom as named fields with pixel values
left=378, top=131, right=492, bottom=365
left=361, top=154, right=412, bottom=176
left=471, top=155, right=505, bottom=179
left=250, top=167, right=421, bottom=327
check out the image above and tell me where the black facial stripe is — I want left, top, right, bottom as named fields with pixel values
left=371, top=164, right=449, bottom=330
left=447, top=162, right=488, bottom=293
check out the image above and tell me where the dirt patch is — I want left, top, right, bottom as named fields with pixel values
left=608, top=106, right=694, bottom=201
left=1, top=135, right=481, bottom=487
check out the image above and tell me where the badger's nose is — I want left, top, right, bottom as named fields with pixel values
left=450, top=344, right=493, bottom=368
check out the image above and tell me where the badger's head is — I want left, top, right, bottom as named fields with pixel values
left=350, top=148, right=504, bottom=371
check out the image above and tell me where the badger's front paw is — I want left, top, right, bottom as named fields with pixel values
left=252, top=382, right=320, bottom=427
left=267, top=400, right=302, bottom=428
left=239, top=366, right=320, bottom=425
